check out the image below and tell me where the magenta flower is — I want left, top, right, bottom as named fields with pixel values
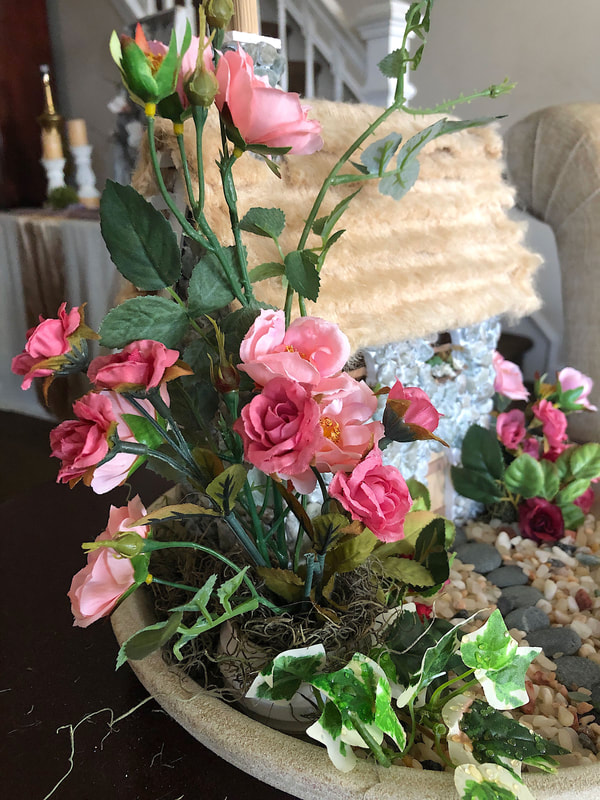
left=519, top=497, right=564, bottom=543
left=532, top=399, right=568, bottom=450
left=496, top=409, right=527, bottom=451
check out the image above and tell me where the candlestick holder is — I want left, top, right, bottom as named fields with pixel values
left=71, top=144, right=99, bottom=207
left=41, top=157, right=66, bottom=194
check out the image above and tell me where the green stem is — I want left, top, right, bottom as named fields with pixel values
left=293, top=495, right=308, bottom=572
left=434, top=679, right=479, bottom=708
left=242, top=482, right=271, bottom=563
left=304, top=552, right=316, bottom=599
left=348, top=712, right=391, bottom=768
left=166, top=287, right=206, bottom=336
left=114, top=440, right=193, bottom=480
left=272, top=487, right=288, bottom=568
left=150, top=576, right=197, bottom=593
left=225, top=511, right=269, bottom=568
left=176, top=131, right=198, bottom=216
left=219, top=157, right=254, bottom=301
left=427, top=668, right=476, bottom=709
left=401, top=700, right=417, bottom=756
left=192, top=106, right=208, bottom=212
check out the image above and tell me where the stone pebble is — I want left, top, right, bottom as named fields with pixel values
left=454, top=542, right=502, bottom=574
left=504, top=606, right=550, bottom=634
left=486, top=565, right=529, bottom=588
left=497, top=584, right=544, bottom=615
left=526, top=627, right=583, bottom=658
left=555, top=656, right=600, bottom=692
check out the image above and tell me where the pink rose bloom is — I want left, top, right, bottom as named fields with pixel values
left=329, top=448, right=412, bottom=542
left=215, top=47, right=323, bottom=155
left=88, top=339, right=189, bottom=392
left=68, top=496, right=149, bottom=627
left=520, top=437, right=540, bottom=459
left=574, top=486, right=595, bottom=515
left=492, top=351, right=529, bottom=401
left=177, top=34, right=214, bottom=107
left=239, top=309, right=350, bottom=387
left=532, top=399, right=568, bottom=449
left=558, top=367, right=597, bottom=411
left=313, top=373, right=383, bottom=474
left=496, top=409, right=527, bottom=451
left=388, top=381, right=442, bottom=432
left=518, top=497, right=565, bottom=543
left=12, top=302, right=82, bottom=389
left=234, top=377, right=321, bottom=483
left=542, top=441, right=569, bottom=463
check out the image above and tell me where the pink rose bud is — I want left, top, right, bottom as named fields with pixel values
left=215, top=47, right=323, bottom=155
left=558, top=367, right=597, bottom=411
left=88, top=339, right=191, bottom=392
left=496, top=409, right=527, bottom=451
left=329, top=448, right=412, bottom=543
left=532, top=399, right=568, bottom=450
left=388, top=381, right=442, bottom=433
left=492, top=351, right=529, bottom=401
left=68, top=497, right=149, bottom=627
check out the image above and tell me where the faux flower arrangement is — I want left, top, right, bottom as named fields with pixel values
left=12, top=3, right=566, bottom=799
left=452, top=353, right=600, bottom=543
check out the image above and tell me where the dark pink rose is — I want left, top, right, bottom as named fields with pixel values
left=239, top=309, right=350, bottom=387
left=496, top=409, right=526, bottom=451
left=542, top=441, right=569, bottom=462
left=68, top=496, right=149, bottom=627
left=233, top=377, right=321, bottom=482
left=558, top=367, right=597, bottom=411
left=574, top=486, right=595, bottom=515
left=88, top=339, right=190, bottom=391
left=11, top=302, right=82, bottom=389
left=492, top=351, right=529, bottom=401
left=329, top=448, right=412, bottom=542
left=415, top=603, right=433, bottom=620
left=532, top=399, right=568, bottom=449
left=313, top=373, right=383, bottom=474
left=521, top=437, right=540, bottom=458
left=518, top=497, right=565, bottom=543
left=215, top=47, right=323, bottom=155
left=388, top=381, right=442, bottom=432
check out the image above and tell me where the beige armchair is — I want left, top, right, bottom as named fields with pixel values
left=505, top=103, right=600, bottom=441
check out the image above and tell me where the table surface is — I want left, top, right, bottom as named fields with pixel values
left=1, top=475, right=296, bottom=800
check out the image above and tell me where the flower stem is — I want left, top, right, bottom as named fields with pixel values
left=192, top=106, right=208, bottom=212
left=348, top=712, right=391, bottom=767
left=175, top=130, right=198, bottom=216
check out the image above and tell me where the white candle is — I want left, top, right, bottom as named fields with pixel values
left=41, top=127, right=63, bottom=159
left=67, top=118, right=88, bottom=147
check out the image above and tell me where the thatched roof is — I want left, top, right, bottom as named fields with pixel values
left=133, top=99, right=541, bottom=351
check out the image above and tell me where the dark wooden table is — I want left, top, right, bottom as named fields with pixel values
left=1, top=476, right=296, bottom=800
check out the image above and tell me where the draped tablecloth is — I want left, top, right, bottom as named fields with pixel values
left=0, top=209, right=122, bottom=419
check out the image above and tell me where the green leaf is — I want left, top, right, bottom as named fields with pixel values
left=461, top=699, right=566, bottom=771
left=133, top=503, right=222, bottom=526
left=312, top=513, right=351, bottom=551
left=504, top=454, right=545, bottom=498
left=378, top=557, right=435, bottom=587
left=384, top=612, right=455, bottom=688
left=555, top=478, right=592, bottom=506
left=569, top=442, right=600, bottom=481
left=171, top=574, right=217, bottom=613
left=239, top=207, right=286, bottom=238
left=255, top=567, right=305, bottom=603
left=361, top=133, right=403, bottom=175
left=205, top=464, right=247, bottom=513
left=451, top=466, right=503, bottom=504
left=461, top=425, right=504, bottom=480
left=116, top=611, right=183, bottom=668
left=461, top=610, right=517, bottom=673
left=324, top=528, right=378, bottom=576
left=559, top=502, right=586, bottom=531
left=248, top=644, right=327, bottom=703
left=406, top=478, right=431, bottom=510
left=539, top=459, right=560, bottom=500
left=187, top=249, right=237, bottom=316
left=478, top=650, right=540, bottom=710
left=248, top=262, right=285, bottom=282
left=217, top=567, right=250, bottom=613
left=100, top=181, right=182, bottom=290
left=378, top=48, right=409, bottom=79
left=99, top=296, right=188, bottom=348
left=121, top=413, right=165, bottom=450
left=312, top=189, right=360, bottom=239
left=284, top=250, right=320, bottom=301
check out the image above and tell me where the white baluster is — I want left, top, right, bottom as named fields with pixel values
left=40, top=158, right=66, bottom=194
left=277, top=0, right=289, bottom=91
left=303, top=10, right=315, bottom=98
left=71, top=145, right=100, bottom=207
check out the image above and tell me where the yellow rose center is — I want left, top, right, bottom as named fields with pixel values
left=320, top=416, right=341, bottom=443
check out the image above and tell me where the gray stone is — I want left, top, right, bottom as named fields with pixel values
left=454, top=542, right=502, bottom=574
left=526, top=627, right=582, bottom=657
left=486, top=565, right=529, bottom=588
left=497, top=584, right=544, bottom=615
left=555, top=656, right=600, bottom=691
left=504, top=606, right=551, bottom=634
left=577, top=553, right=600, bottom=567
left=452, top=527, right=468, bottom=548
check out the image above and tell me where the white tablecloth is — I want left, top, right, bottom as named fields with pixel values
left=0, top=211, right=121, bottom=418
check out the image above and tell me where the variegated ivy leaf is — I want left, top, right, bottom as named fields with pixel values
left=460, top=611, right=540, bottom=710
left=246, top=644, right=326, bottom=703
left=306, top=701, right=358, bottom=772
left=454, top=763, right=535, bottom=800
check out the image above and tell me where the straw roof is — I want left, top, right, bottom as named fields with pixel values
left=133, top=99, right=541, bottom=352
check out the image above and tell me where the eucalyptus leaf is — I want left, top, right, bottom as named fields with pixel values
left=99, top=296, right=189, bottom=348
left=100, top=181, right=182, bottom=290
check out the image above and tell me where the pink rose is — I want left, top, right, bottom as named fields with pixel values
left=558, top=367, right=597, bottom=411
left=542, top=441, right=569, bottom=463
left=88, top=339, right=190, bottom=391
left=313, top=373, right=383, bottom=474
left=492, top=351, right=529, bottom=401
left=11, top=302, right=82, bottom=389
left=68, top=496, right=149, bottom=627
left=518, top=497, right=565, bottom=543
left=388, top=381, right=442, bottom=432
left=532, top=399, right=568, bottom=449
left=177, top=35, right=214, bottom=107
left=215, top=47, right=323, bottom=155
left=496, top=409, right=527, bottom=451
left=574, top=486, right=595, bottom=515
left=234, top=377, right=321, bottom=482
left=239, top=310, right=350, bottom=387
left=329, top=448, right=412, bottom=542
left=521, top=437, right=540, bottom=459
